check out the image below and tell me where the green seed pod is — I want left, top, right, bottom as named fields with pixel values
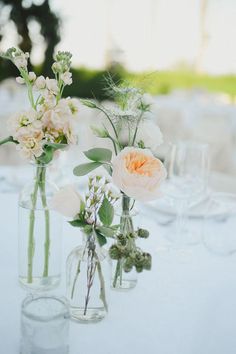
left=137, top=228, right=149, bottom=238
left=109, top=244, right=121, bottom=260
left=117, top=234, right=127, bottom=246
left=123, top=257, right=134, bottom=273
left=142, top=252, right=152, bottom=270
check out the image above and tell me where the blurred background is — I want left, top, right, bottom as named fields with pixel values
left=0, top=0, right=236, bottom=181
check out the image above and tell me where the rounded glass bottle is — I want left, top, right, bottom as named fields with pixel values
left=66, top=231, right=109, bottom=323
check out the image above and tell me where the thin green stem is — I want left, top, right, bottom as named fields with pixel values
left=71, top=259, right=81, bottom=299
left=38, top=166, right=51, bottom=278
left=132, top=111, right=144, bottom=146
left=96, top=106, right=120, bottom=143
left=0, top=136, right=15, bottom=145
left=27, top=167, right=40, bottom=283
left=107, top=135, right=118, bottom=155
left=96, top=258, right=108, bottom=312
left=113, top=259, right=121, bottom=288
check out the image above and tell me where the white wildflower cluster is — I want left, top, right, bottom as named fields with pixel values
left=1, top=48, right=79, bottom=160
left=85, top=175, right=120, bottom=225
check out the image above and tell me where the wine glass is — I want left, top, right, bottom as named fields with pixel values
left=163, top=141, right=209, bottom=247
left=203, top=193, right=236, bottom=256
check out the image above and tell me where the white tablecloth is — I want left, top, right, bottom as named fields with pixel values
left=1, top=190, right=236, bottom=353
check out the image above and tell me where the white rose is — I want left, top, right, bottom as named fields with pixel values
left=28, top=71, right=36, bottom=82
left=35, top=76, right=46, bottom=90
left=60, top=71, right=72, bottom=85
left=50, top=185, right=83, bottom=217
left=135, top=120, right=163, bottom=152
left=112, top=147, right=167, bottom=202
left=118, top=120, right=163, bottom=153
left=46, top=77, right=59, bottom=94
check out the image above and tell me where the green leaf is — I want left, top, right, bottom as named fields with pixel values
left=95, top=230, right=107, bottom=247
left=84, top=148, right=112, bottom=162
left=73, top=162, right=102, bottom=176
left=83, top=225, right=93, bottom=234
left=96, top=225, right=116, bottom=238
left=37, top=146, right=54, bottom=164
left=103, top=164, right=112, bottom=176
left=45, top=142, right=67, bottom=150
left=80, top=99, right=97, bottom=109
left=98, top=197, right=114, bottom=226
left=68, top=219, right=87, bottom=228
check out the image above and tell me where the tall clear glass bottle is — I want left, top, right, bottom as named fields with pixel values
left=18, top=163, right=62, bottom=291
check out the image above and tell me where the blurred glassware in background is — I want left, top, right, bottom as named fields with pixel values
left=20, top=295, right=70, bottom=354
left=162, top=141, right=209, bottom=247
left=203, top=193, right=236, bottom=256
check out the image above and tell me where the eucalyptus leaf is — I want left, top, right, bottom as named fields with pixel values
left=84, top=148, right=112, bottom=162
left=95, top=230, right=107, bottom=247
left=68, top=219, right=87, bottom=228
left=103, top=164, right=112, bottom=176
left=73, top=162, right=102, bottom=176
left=96, top=225, right=116, bottom=238
left=98, top=197, right=114, bottom=226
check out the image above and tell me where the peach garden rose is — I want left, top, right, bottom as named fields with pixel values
left=112, top=147, right=167, bottom=202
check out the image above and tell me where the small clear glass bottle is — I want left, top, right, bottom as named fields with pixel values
left=110, top=194, right=138, bottom=291
left=18, top=162, right=62, bottom=291
left=66, top=231, right=109, bottom=323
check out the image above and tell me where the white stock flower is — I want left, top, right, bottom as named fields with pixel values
left=16, top=130, right=44, bottom=159
left=60, top=71, right=72, bottom=85
left=16, top=77, right=25, bottom=84
left=8, top=110, right=39, bottom=138
left=35, top=75, right=46, bottom=90
left=112, top=147, right=167, bottom=202
left=50, top=185, right=83, bottom=217
left=13, top=52, right=29, bottom=69
left=28, top=71, right=36, bottom=82
left=46, top=77, right=59, bottom=94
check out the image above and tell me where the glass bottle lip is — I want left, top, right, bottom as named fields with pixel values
left=21, top=294, right=70, bottom=322
left=29, top=160, right=52, bottom=168
left=115, top=207, right=139, bottom=218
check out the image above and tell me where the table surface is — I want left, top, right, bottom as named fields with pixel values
left=1, top=179, right=236, bottom=354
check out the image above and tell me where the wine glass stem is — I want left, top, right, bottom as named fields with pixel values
left=175, top=200, right=188, bottom=245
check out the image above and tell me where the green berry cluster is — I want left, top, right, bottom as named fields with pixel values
left=109, top=227, right=151, bottom=274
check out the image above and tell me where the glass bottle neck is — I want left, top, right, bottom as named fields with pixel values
left=32, top=164, right=49, bottom=182
left=122, top=194, right=131, bottom=214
